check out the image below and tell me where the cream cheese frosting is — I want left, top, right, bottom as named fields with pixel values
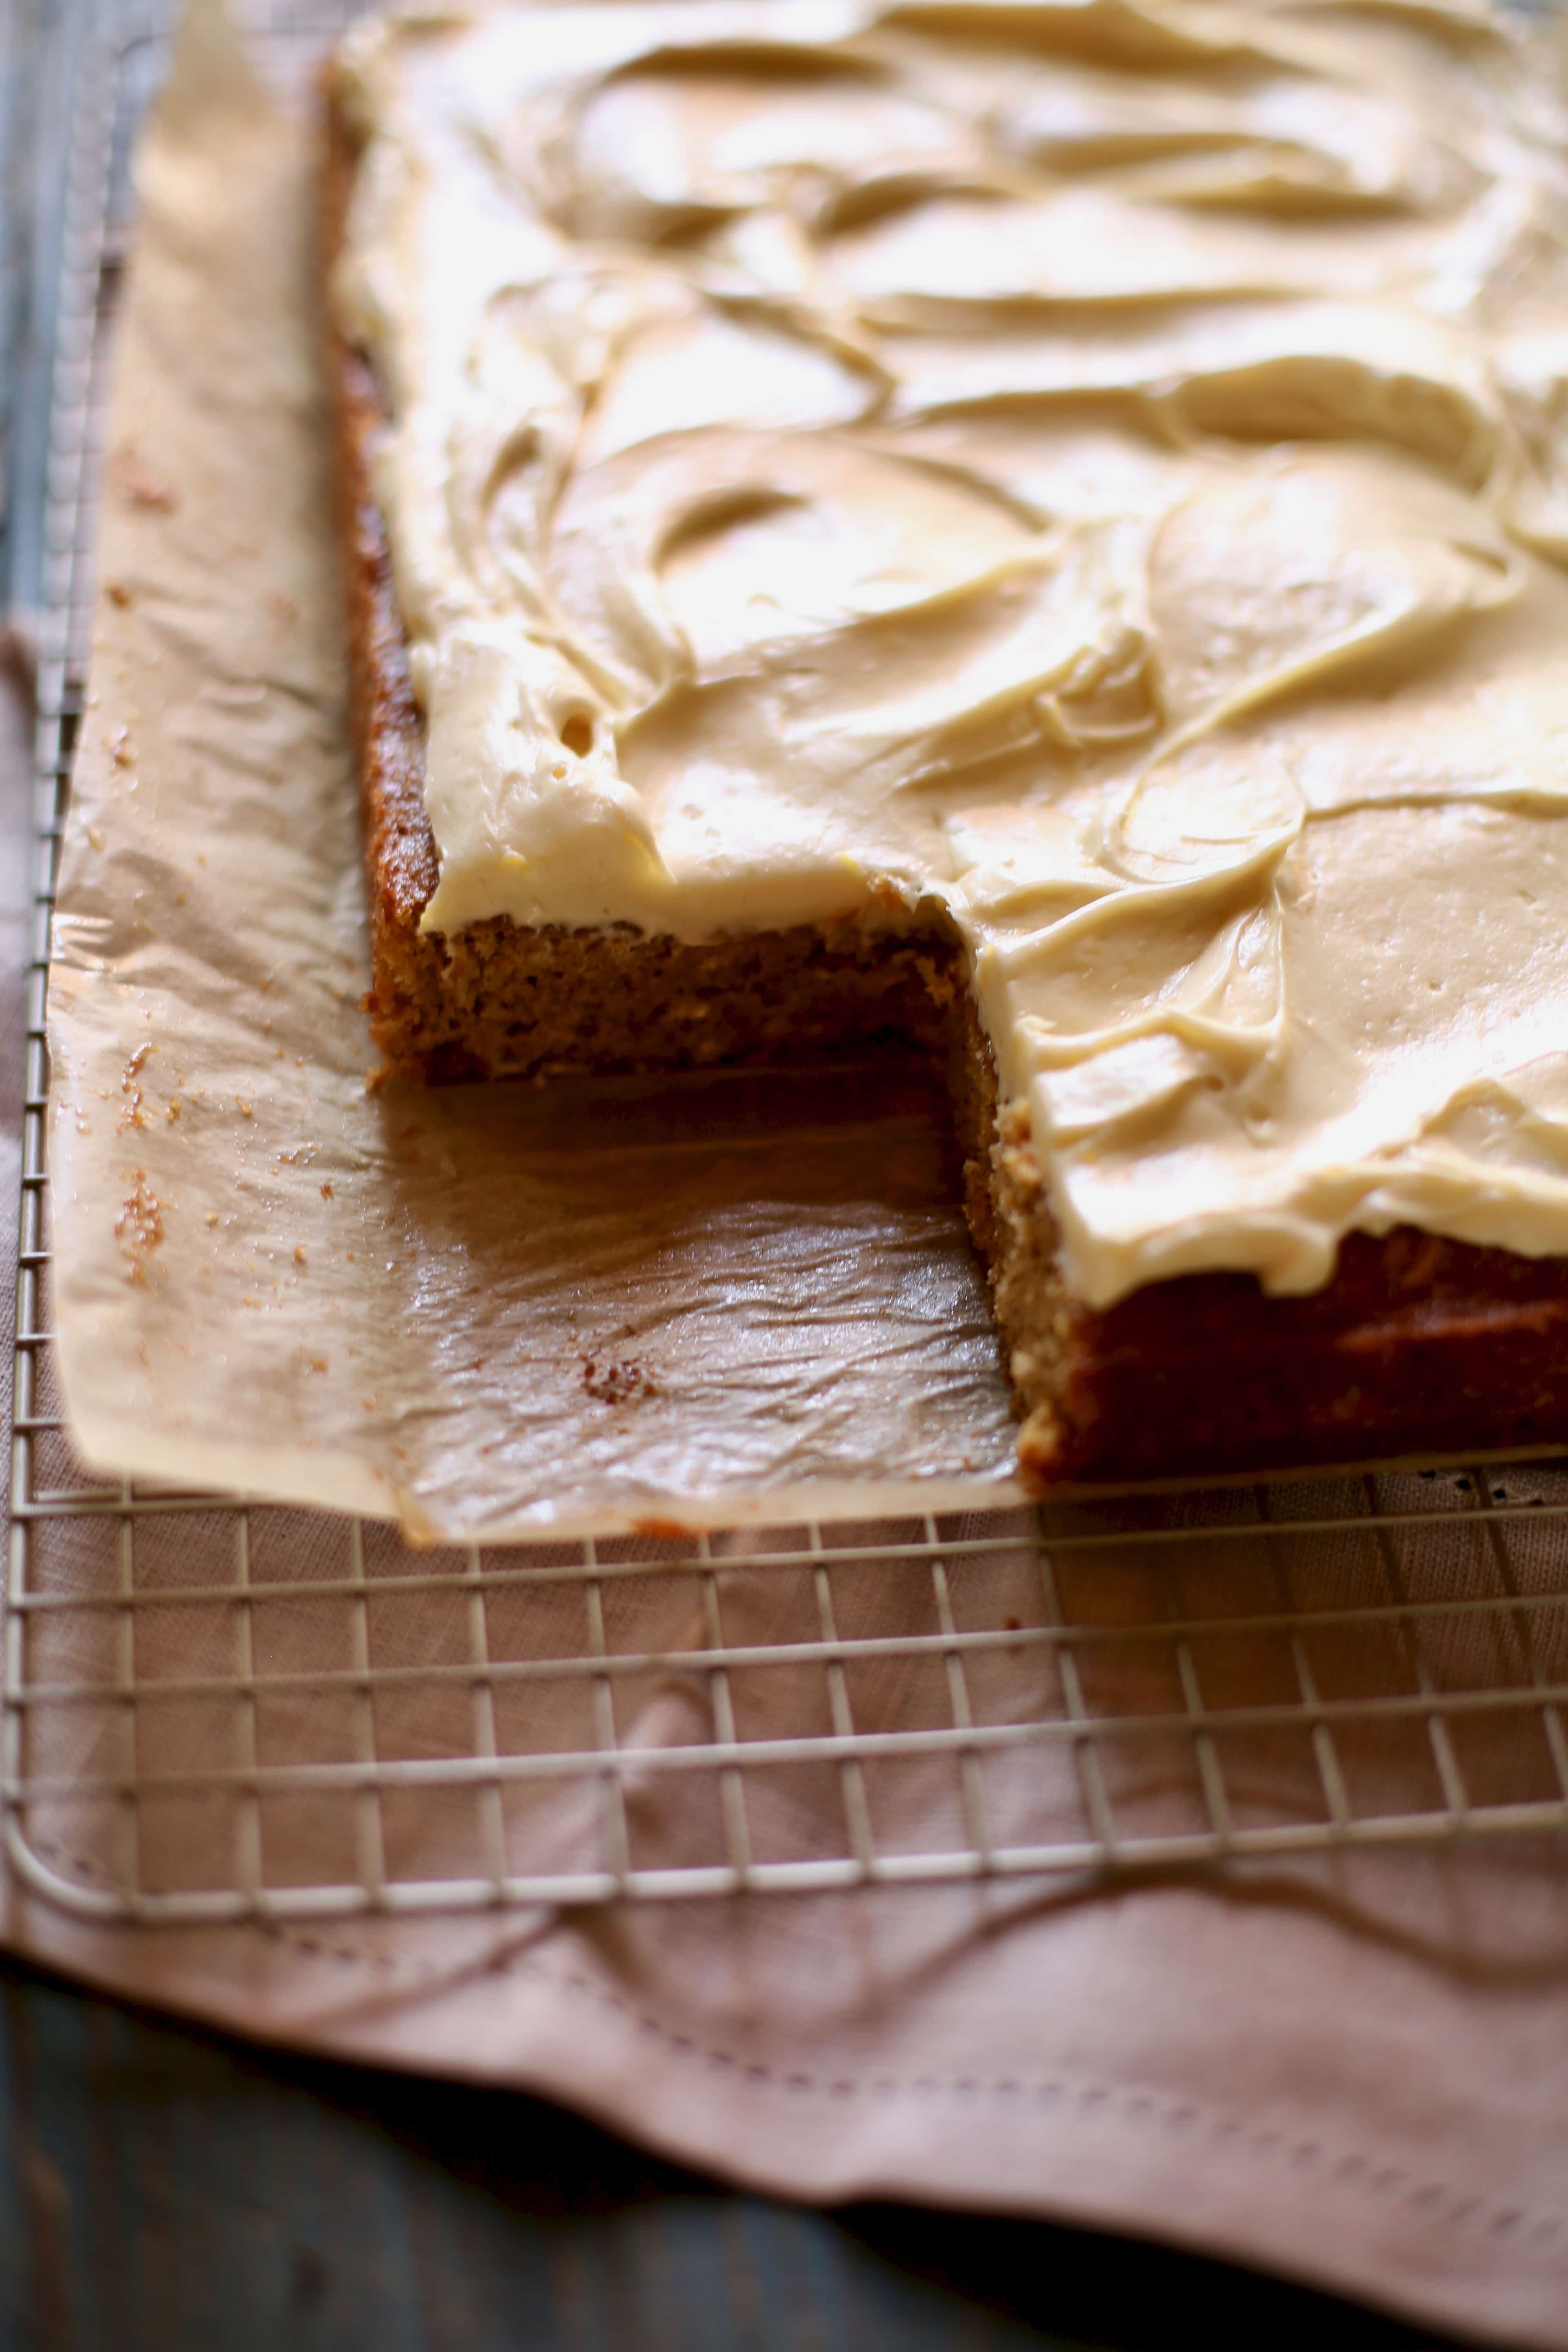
left=332, top=0, right=1568, bottom=1308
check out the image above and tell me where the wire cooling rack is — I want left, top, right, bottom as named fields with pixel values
left=10, top=0, right=1568, bottom=1929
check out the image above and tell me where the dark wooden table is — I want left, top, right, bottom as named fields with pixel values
left=0, top=1949, right=1456, bottom=2352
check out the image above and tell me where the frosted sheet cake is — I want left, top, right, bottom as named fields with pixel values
left=323, top=0, right=1568, bottom=1484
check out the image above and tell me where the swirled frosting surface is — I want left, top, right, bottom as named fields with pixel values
left=334, top=0, right=1568, bottom=1307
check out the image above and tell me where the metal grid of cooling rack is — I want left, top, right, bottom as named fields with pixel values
left=9, top=0, right=1568, bottom=1929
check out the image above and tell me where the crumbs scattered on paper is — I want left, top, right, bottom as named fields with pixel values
left=114, top=451, right=179, bottom=512
left=581, top=1356, right=658, bottom=1407
left=115, top=1172, right=164, bottom=1278
left=118, top=1042, right=153, bottom=1131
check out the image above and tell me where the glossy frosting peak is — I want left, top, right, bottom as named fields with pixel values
left=334, top=0, right=1568, bottom=1307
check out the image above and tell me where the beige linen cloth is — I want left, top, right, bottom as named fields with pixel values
left=15, top=7, right=1568, bottom=2345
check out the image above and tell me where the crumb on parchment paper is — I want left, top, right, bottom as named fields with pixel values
left=114, top=452, right=179, bottom=512
left=115, top=1172, right=163, bottom=1280
left=581, top=1356, right=658, bottom=1407
left=118, top=1042, right=153, bottom=1133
